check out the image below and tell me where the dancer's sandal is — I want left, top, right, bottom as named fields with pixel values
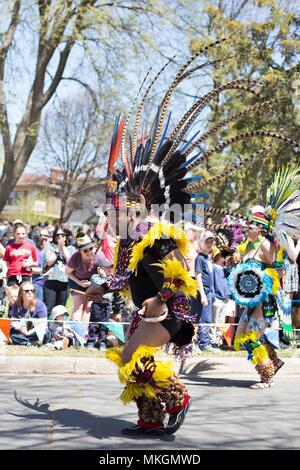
left=274, top=359, right=285, bottom=375
left=250, top=379, right=275, bottom=389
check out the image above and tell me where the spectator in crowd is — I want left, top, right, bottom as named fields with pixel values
left=283, top=238, right=300, bottom=300
left=66, top=235, right=99, bottom=331
left=8, top=281, right=50, bottom=345
left=87, top=224, right=97, bottom=241
left=30, top=224, right=42, bottom=246
left=96, top=213, right=117, bottom=265
left=4, top=224, right=38, bottom=286
left=86, top=258, right=115, bottom=350
left=43, top=226, right=75, bottom=315
left=32, top=229, right=51, bottom=301
left=64, top=227, right=74, bottom=247
left=185, top=222, right=202, bottom=318
left=0, top=249, right=8, bottom=307
left=211, top=247, right=233, bottom=347
left=49, top=304, right=77, bottom=350
left=6, top=220, right=36, bottom=247
left=5, top=284, right=19, bottom=316
left=0, top=241, right=5, bottom=257
left=194, top=231, right=219, bottom=353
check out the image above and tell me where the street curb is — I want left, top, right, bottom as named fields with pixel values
left=0, top=355, right=300, bottom=376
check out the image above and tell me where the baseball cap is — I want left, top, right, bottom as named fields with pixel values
left=96, top=256, right=113, bottom=268
left=40, top=228, right=51, bottom=238
left=201, top=230, right=216, bottom=241
left=13, top=219, right=24, bottom=225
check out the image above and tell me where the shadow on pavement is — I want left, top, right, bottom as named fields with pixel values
left=182, top=376, right=255, bottom=388
left=10, top=392, right=175, bottom=442
left=179, top=359, right=217, bottom=375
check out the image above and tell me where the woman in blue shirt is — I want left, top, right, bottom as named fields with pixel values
left=9, top=281, right=51, bottom=345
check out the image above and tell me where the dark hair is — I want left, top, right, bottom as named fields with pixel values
left=52, top=225, right=69, bottom=246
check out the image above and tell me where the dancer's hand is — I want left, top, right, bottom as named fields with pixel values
left=201, top=293, right=208, bottom=306
left=141, top=296, right=168, bottom=319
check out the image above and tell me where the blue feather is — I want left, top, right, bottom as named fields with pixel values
left=179, top=130, right=200, bottom=152
left=180, top=150, right=202, bottom=169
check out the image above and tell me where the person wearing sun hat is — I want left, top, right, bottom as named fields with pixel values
left=50, top=304, right=84, bottom=350
left=66, top=235, right=99, bottom=330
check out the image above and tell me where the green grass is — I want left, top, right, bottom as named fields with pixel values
left=1, top=344, right=300, bottom=358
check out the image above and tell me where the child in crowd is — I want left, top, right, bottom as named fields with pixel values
left=5, top=284, right=19, bottom=316
left=50, top=305, right=85, bottom=350
left=194, top=231, right=219, bottom=353
left=211, top=247, right=233, bottom=347
left=86, top=258, right=113, bottom=350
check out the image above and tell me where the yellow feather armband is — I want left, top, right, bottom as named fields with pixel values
left=153, top=257, right=198, bottom=300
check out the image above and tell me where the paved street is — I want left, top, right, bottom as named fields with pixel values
left=1, top=372, right=300, bottom=450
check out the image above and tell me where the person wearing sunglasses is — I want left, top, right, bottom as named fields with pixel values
left=66, top=235, right=99, bottom=330
left=8, top=281, right=51, bottom=346
left=43, top=225, right=75, bottom=316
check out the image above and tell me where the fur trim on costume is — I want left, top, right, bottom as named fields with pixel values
left=129, top=222, right=190, bottom=273
left=236, top=240, right=248, bottom=254
left=137, top=396, right=165, bottom=424
left=159, top=374, right=188, bottom=412
left=153, top=257, right=198, bottom=298
left=234, top=331, right=269, bottom=364
left=106, top=345, right=173, bottom=404
left=257, top=360, right=275, bottom=381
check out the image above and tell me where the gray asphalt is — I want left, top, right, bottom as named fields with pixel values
left=1, top=372, right=299, bottom=450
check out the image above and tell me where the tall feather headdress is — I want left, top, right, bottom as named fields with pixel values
left=71, top=38, right=298, bottom=216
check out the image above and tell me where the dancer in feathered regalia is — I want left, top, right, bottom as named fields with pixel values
left=71, top=37, right=298, bottom=433
left=228, top=166, right=300, bottom=388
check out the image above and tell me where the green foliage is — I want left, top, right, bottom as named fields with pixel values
left=190, top=0, right=300, bottom=212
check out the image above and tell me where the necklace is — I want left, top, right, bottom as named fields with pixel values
left=246, top=236, right=264, bottom=251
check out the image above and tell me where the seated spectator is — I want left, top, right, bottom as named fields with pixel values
left=50, top=305, right=83, bottom=350
left=8, top=281, right=51, bottom=346
left=4, top=284, right=19, bottom=316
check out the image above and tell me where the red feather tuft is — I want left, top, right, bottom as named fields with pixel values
left=107, top=114, right=125, bottom=176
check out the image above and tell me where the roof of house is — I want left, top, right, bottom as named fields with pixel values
left=16, top=173, right=61, bottom=190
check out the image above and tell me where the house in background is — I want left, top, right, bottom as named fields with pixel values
left=1, top=166, right=104, bottom=226
left=1, top=167, right=62, bottom=223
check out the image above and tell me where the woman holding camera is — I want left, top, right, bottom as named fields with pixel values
left=43, top=226, right=75, bottom=315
